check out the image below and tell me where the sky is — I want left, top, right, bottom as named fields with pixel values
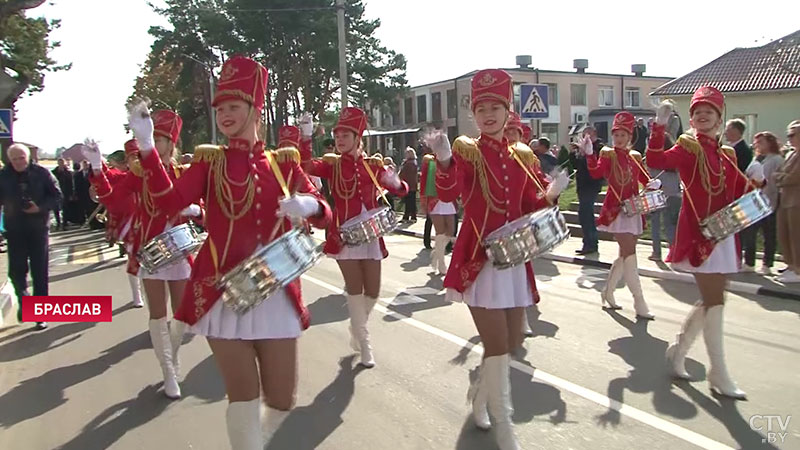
left=12, top=0, right=799, bottom=154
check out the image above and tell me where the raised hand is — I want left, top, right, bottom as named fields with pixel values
left=277, top=194, right=320, bottom=219
left=425, top=130, right=452, bottom=161
left=81, top=138, right=103, bottom=169
left=126, top=99, right=155, bottom=153
left=297, top=112, right=314, bottom=137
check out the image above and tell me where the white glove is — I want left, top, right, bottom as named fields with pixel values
left=380, top=168, right=402, bottom=189
left=545, top=169, right=570, bottom=199
left=310, top=175, right=323, bottom=190
left=82, top=139, right=103, bottom=169
left=646, top=179, right=662, bottom=190
left=746, top=161, right=765, bottom=183
left=127, top=99, right=155, bottom=153
left=580, top=135, right=594, bottom=156
left=297, top=112, right=314, bottom=137
left=656, top=100, right=674, bottom=126
left=425, top=130, right=452, bottom=161
left=181, top=204, right=201, bottom=217
left=278, top=194, right=320, bottom=219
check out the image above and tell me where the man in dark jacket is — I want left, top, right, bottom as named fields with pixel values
left=633, top=118, right=649, bottom=152
left=1, top=144, right=62, bottom=330
left=568, top=127, right=604, bottom=255
left=724, top=118, right=753, bottom=174
left=51, top=158, right=73, bottom=230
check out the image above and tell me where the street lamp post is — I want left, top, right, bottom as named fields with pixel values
left=336, top=0, right=348, bottom=109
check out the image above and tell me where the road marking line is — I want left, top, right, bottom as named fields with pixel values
left=301, top=273, right=734, bottom=450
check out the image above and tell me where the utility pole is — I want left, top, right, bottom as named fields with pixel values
left=336, top=0, right=348, bottom=108
left=182, top=54, right=217, bottom=144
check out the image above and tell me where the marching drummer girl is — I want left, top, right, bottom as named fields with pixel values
left=584, top=111, right=658, bottom=319
left=648, top=87, right=748, bottom=399
left=420, top=145, right=457, bottom=275
left=426, top=69, right=568, bottom=450
left=298, top=107, right=409, bottom=368
left=128, top=55, right=331, bottom=448
left=84, top=111, right=201, bottom=401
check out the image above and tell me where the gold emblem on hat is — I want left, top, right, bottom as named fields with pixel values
left=478, top=73, right=497, bottom=87
left=220, top=64, right=239, bottom=81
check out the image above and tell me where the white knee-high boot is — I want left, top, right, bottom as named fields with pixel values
left=704, top=305, right=746, bottom=399
left=148, top=318, right=181, bottom=399
left=484, top=354, right=519, bottom=450
left=521, top=308, right=534, bottom=337
left=601, top=257, right=624, bottom=309
left=345, top=294, right=374, bottom=367
left=665, top=304, right=705, bottom=379
left=430, top=235, right=447, bottom=275
left=170, top=320, right=186, bottom=379
left=467, top=362, right=491, bottom=430
left=622, top=255, right=654, bottom=319
left=128, top=274, right=143, bottom=308
left=226, top=399, right=262, bottom=450
left=262, top=406, right=290, bottom=447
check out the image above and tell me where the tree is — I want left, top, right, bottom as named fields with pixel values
left=144, top=0, right=407, bottom=145
left=0, top=0, right=71, bottom=159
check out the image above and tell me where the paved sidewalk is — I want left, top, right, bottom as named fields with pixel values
left=394, top=219, right=800, bottom=302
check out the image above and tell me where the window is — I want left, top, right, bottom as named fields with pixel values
left=547, top=84, right=559, bottom=105
left=447, top=126, right=458, bottom=141
left=432, top=92, right=442, bottom=122
left=570, top=84, right=587, bottom=106
left=625, top=87, right=640, bottom=108
left=513, top=83, right=522, bottom=112
left=391, top=101, right=401, bottom=126
left=417, top=94, right=427, bottom=122
left=598, top=85, right=614, bottom=107
left=542, top=123, right=559, bottom=146
left=650, top=88, right=661, bottom=107
left=404, top=97, right=413, bottom=124
left=446, top=89, right=457, bottom=119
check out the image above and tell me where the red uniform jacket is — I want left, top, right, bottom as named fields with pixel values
left=646, top=125, right=747, bottom=266
left=299, top=139, right=409, bottom=257
left=139, top=139, right=331, bottom=327
left=90, top=160, right=189, bottom=276
left=435, top=136, right=551, bottom=302
left=586, top=147, right=650, bottom=227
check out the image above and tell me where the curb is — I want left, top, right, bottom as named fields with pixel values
left=392, top=229, right=800, bottom=302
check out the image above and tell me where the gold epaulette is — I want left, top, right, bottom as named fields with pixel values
left=129, top=159, right=143, bottom=177
left=629, top=150, right=643, bottom=162
left=322, top=153, right=340, bottom=164
left=422, top=154, right=435, bottom=163
left=510, top=142, right=540, bottom=167
left=272, top=147, right=300, bottom=164
left=452, top=136, right=480, bottom=162
left=599, top=147, right=616, bottom=159
left=720, top=145, right=736, bottom=159
left=366, top=155, right=384, bottom=168
left=676, top=134, right=702, bottom=156
left=192, top=144, right=224, bottom=164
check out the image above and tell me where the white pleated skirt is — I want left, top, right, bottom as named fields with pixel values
left=598, top=212, right=643, bottom=236
left=445, top=262, right=533, bottom=309
left=138, top=258, right=192, bottom=280
left=671, top=235, right=739, bottom=274
left=189, top=289, right=302, bottom=340
left=330, top=240, right=383, bottom=261
left=430, top=201, right=457, bottom=215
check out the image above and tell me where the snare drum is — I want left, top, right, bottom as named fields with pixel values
left=339, top=207, right=397, bottom=247
left=700, top=189, right=773, bottom=242
left=622, top=190, right=667, bottom=216
left=138, top=223, right=205, bottom=273
left=484, top=206, right=570, bottom=270
left=218, top=228, right=321, bottom=314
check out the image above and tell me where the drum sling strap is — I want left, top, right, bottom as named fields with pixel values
left=508, top=147, right=551, bottom=206
left=361, top=159, right=390, bottom=206
left=266, top=150, right=295, bottom=241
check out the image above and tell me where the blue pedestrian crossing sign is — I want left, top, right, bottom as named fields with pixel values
left=520, top=84, right=548, bottom=119
left=0, top=109, right=11, bottom=138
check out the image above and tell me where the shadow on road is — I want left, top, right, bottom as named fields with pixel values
left=267, top=355, right=363, bottom=450
left=181, top=354, right=226, bottom=403
left=0, top=331, right=151, bottom=429
left=595, top=311, right=699, bottom=428
left=54, top=385, right=171, bottom=450
left=307, top=294, right=349, bottom=327
left=399, top=248, right=433, bottom=273
left=50, top=259, right=127, bottom=283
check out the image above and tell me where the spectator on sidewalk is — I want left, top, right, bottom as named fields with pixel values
left=741, top=132, right=784, bottom=274
left=569, top=126, right=604, bottom=255
left=532, top=137, right=558, bottom=174
left=383, top=156, right=397, bottom=210
left=633, top=118, right=649, bottom=152
left=775, top=120, right=800, bottom=283
left=725, top=118, right=753, bottom=174
left=0, top=143, right=62, bottom=330
left=399, top=147, right=418, bottom=223
left=648, top=134, right=681, bottom=261
left=51, top=158, right=72, bottom=231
